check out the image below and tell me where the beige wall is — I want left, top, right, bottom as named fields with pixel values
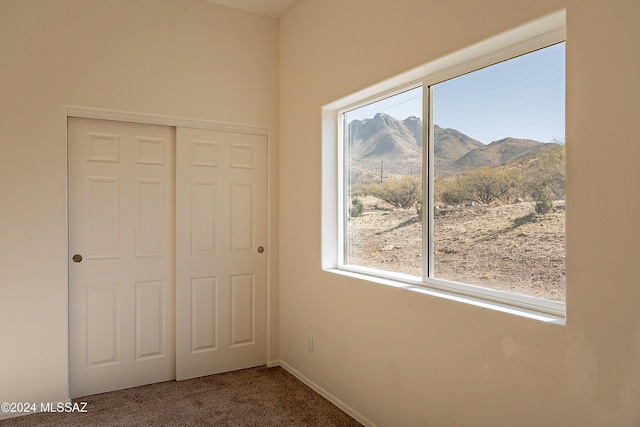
left=279, top=1, right=640, bottom=426
left=0, top=0, right=279, bottom=407
left=3, top=0, right=640, bottom=425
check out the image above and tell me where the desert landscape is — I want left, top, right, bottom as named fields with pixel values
left=346, top=196, right=565, bottom=302
left=344, top=112, right=566, bottom=302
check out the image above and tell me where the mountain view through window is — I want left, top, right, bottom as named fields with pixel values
left=343, top=43, right=565, bottom=302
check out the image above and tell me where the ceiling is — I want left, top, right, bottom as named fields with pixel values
left=205, top=0, right=297, bottom=18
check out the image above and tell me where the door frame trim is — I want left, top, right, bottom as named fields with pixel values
left=66, top=106, right=274, bottom=388
left=67, top=106, right=270, bottom=136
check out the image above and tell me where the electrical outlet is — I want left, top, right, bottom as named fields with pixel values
left=307, top=337, right=313, bottom=352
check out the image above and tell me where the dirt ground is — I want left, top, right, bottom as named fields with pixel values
left=346, top=196, right=565, bottom=302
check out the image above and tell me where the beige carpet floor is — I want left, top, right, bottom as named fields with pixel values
left=0, top=366, right=362, bottom=426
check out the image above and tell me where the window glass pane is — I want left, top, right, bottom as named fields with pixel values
left=343, top=87, right=423, bottom=277
left=431, top=42, right=565, bottom=301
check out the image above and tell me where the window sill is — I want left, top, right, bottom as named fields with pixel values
left=326, top=268, right=565, bottom=326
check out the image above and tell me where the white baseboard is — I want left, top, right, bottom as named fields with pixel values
left=266, top=360, right=280, bottom=368
left=274, top=360, right=376, bottom=427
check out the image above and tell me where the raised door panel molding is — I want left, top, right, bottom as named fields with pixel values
left=191, top=140, right=219, bottom=167
left=230, top=144, right=255, bottom=169
left=191, top=277, right=218, bottom=353
left=87, top=132, right=120, bottom=163
left=87, top=177, right=119, bottom=259
left=136, top=136, right=165, bottom=165
left=230, top=183, right=253, bottom=252
left=135, top=280, right=165, bottom=360
left=230, top=274, right=255, bottom=347
left=191, top=182, right=217, bottom=254
left=136, top=179, right=165, bottom=257
left=87, top=284, right=120, bottom=367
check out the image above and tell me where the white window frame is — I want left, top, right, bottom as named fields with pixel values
left=322, top=10, right=566, bottom=322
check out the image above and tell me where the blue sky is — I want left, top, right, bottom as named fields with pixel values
left=346, top=42, right=565, bottom=144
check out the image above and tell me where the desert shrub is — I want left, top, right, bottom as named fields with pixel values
left=433, top=178, right=448, bottom=205
left=533, top=187, right=554, bottom=215
left=539, top=142, right=566, bottom=198
left=522, top=143, right=566, bottom=200
left=440, top=179, right=472, bottom=205
left=462, top=167, right=520, bottom=205
left=349, top=184, right=367, bottom=198
left=535, top=195, right=553, bottom=215
left=498, top=173, right=524, bottom=203
left=349, top=197, right=364, bottom=217
left=437, top=174, right=476, bottom=205
left=441, top=167, right=519, bottom=205
left=364, top=175, right=421, bottom=209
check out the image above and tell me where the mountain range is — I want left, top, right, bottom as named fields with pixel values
left=347, top=113, right=557, bottom=182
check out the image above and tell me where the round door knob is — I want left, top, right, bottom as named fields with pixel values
left=257, top=246, right=264, bottom=253
left=72, top=254, right=83, bottom=263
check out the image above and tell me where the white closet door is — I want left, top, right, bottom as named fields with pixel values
left=68, top=118, right=175, bottom=398
left=175, top=127, right=267, bottom=380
